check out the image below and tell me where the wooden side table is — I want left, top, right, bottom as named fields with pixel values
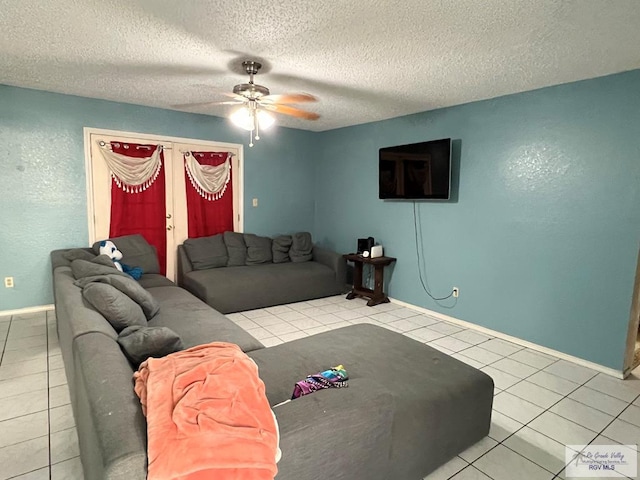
left=343, top=254, right=396, bottom=306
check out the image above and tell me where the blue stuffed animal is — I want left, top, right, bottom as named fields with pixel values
left=99, top=240, right=143, bottom=280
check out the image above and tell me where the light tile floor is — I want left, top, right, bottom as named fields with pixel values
left=2, top=296, right=640, bottom=479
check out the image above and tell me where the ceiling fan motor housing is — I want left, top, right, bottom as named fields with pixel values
left=233, top=60, right=270, bottom=98
left=242, top=60, right=261, bottom=75
left=233, top=83, right=270, bottom=98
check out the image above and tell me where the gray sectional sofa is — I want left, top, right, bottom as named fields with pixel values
left=177, top=231, right=347, bottom=313
left=51, top=236, right=493, bottom=480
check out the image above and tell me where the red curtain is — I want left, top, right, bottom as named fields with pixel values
left=109, top=143, right=166, bottom=274
left=185, top=151, right=234, bottom=238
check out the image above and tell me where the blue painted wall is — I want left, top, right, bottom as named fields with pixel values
left=0, top=85, right=316, bottom=310
left=313, top=70, right=640, bottom=370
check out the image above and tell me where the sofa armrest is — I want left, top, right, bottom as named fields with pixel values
left=73, top=333, right=147, bottom=480
left=176, top=245, right=193, bottom=286
left=312, top=246, right=347, bottom=290
left=273, top=379, right=393, bottom=480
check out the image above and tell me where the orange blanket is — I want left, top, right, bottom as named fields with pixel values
left=133, top=342, right=278, bottom=480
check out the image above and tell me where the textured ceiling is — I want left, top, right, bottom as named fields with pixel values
left=1, top=0, right=639, bottom=131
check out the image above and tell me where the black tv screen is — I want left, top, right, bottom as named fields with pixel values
left=379, top=138, right=452, bottom=199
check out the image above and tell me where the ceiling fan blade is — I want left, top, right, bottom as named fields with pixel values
left=172, top=100, right=244, bottom=109
left=260, top=93, right=317, bottom=104
left=222, top=92, right=249, bottom=101
left=263, top=104, right=320, bottom=120
left=191, top=85, right=239, bottom=95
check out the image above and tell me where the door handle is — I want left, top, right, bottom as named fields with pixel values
left=167, top=225, right=173, bottom=231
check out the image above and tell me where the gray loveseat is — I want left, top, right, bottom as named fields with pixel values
left=177, top=231, right=347, bottom=313
left=51, top=235, right=493, bottom=480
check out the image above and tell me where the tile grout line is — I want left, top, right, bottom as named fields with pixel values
left=393, top=311, right=635, bottom=479
left=487, top=360, right=639, bottom=428
left=446, top=463, right=496, bottom=480
left=461, top=368, right=597, bottom=479
left=0, top=315, right=12, bottom=366
left=462, top=351, right=639, bottom=480
left=456, top=358, right=574, bottom=478
left=0, top=312, right=55, bottom=480
left=46, top=311, right=53, bottom=480
left=468, top=359, right=638, bottom=480
left=568, top=395, right=640, bottom=480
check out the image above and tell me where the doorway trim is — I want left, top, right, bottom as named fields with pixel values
left=622, top=247, right=640, bottom=378
left=83, top=127, right=244, bottom=244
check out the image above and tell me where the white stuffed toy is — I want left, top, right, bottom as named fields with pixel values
left=99, top=240, right=124, bottom=272
left=99, top=240, right=144, bottom=279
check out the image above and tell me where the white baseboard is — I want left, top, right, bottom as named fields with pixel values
left=389, top=297, right=624, bottom=380
left=0, top=304, right=54, bottom=318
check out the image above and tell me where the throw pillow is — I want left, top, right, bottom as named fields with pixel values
left=272, top=235, right=292, bottom=264
left=71, top=257, right=122, bottom=279
left=92, top=234, right=160, bottom=274
left=183, top=234, right=228, bottom=270
left=108, top=276, right=159, bottom=319
left=290, top=232, right=313, bottom=263
left=82, top=283, right=147, bottom=332
left=75, top=274, right=160, bottom=320
left=62, top=249, right=96, bottom=262
left=117, top=325, right=184, bottom=367
left=224, top=231, right=247, bottom=266
left=244, top=234, right=273, bottom=265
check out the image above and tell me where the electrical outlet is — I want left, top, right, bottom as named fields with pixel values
left=252, top=198, right=258, bottom=207
left=452, top=287, right=459, bottom=298
left=4, top=277, right=14, bottom=288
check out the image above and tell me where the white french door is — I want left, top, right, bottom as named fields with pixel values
left=84, top=128, right=243, bottom=281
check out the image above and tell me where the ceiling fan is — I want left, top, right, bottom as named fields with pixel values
left=175, top=60, right=320, bottom=147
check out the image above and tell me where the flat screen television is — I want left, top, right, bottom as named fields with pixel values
left=379, top=138, right=452, bottom=200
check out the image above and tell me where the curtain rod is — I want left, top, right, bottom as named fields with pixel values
left=97, top=140, right=235, bottom=157
left=97, top=140, right=172, bottom=150
left=181, top=150, right=236, bottom=157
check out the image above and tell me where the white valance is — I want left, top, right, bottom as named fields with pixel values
left=98, top=143, right=162, bottom=193
left=184, top=152, right=231, bottom=201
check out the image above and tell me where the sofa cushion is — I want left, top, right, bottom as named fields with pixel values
left=245, top=234, right=273, bottom=265
left=145, top=285, right=264, bottom=352
left=183, top=234, right=228, bottom=270
left=117, top=325, right=184, bottom=367
left=82, top=283, right=147, bottom=332
left=272, top=235, right=292, bottom=264
left=137, top=274, right=176, bottom=289
left=182, top=262, right=339, bottom=314
left=92, top=234, right=160, bottom=274
left=290, top=232, right=313, bottom=263
left=224, top=231, right=247, bottom=266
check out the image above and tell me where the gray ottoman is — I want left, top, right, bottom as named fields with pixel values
left=249, top=324, right=494, bottom=480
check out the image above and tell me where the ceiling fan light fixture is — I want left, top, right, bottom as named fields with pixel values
left=230, top=107, right=255, bottom=131
left=256, top=110, right=275, bottom=130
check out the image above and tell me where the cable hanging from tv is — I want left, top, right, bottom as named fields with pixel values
left=413, top=202, right=455, bottom=301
